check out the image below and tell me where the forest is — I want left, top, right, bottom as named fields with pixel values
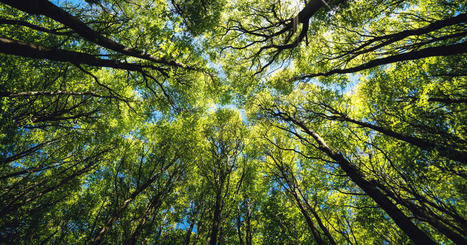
left=0, top=0, right=465, bottom=244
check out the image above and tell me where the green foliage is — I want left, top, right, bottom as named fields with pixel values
left=0, top=0, right=465, bottom=244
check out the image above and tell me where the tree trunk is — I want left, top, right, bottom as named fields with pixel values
left=209, top=191, right=222, bottom=245
left=276, top=114, right=436, bottom=245
left=0, top=37, right=146, bottom=71
left=298, top=42, right=467, bottom=79
left=245, top=199, right=252, bottom=245
left=236, top=206, right=244, bottom=245
left=297, top=188, right=337, bottom=245
left=184, top=207, right=199, bottom=245
left=335, top=114, right=467, bottom=164
left=289, top=188, right=325, bottom=245
left=376, top=183, right=467, bottom=244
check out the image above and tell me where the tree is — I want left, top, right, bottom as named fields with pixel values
left=198, top=109, right=246, bottom=245
left=1, top=0, right=465, bottom=244
left=249, top=79, right=465, bottom=244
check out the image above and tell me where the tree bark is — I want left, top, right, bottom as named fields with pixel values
left=339, top=13, right=467, bottom=60
left=0, top=159, right=97, bottom=216
left=0, top=90, right=109, bottom=98
left=126, top=195, right=162, bottom=245
left=290, top=189, right=325, bottom=245
left=236, top=207, right=244, bottom=245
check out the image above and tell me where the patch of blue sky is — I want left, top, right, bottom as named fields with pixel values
left=51, top=0, right=82, bottom=7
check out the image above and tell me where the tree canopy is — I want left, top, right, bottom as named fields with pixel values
left=0, top=0, right=465, bottom=244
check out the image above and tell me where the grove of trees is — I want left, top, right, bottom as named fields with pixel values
left=0, top=0, right=465, bottom=244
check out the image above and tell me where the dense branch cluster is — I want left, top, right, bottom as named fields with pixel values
left=223, top=0, right=346, bottom=72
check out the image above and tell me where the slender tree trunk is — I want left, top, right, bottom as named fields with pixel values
left=297, top=188, right=337, bottom=245
left=308, top=133, right=435, bottom=244
left=0, top=37, right=147, bottom=71
left=0, top=90, right=109, bottom=98
left=289, top=188, right=325, bottom=245
left=127, top=172, right=181, bottom=244
left=126, top=195, right=162, bottom=245
left=331, top=155, right=435, bottom=244
left=0, top=160, right=96, bottom=216
left=245, top=199, right=252, bottom=245
left=269, top=152, right=326, bottom=244
left=184, top=206, right=199, bottom=245
left=1, top=139, right=55, bottom=165
left=236, top=206, right=244, bottom=245
left=209, top=190, right=222, bottom=245
left=338, top=13, right=467, bottom=61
